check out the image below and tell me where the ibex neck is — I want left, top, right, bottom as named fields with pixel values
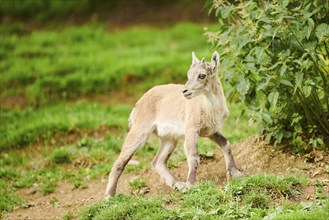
left=202, top=76, right=228, bottom=118
left=206, top=76, right=224, bottom=99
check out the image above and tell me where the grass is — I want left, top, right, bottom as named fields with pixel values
left=79, top=174, right=329, bottom=220
left=1, top=22, right=217, bottom=106
left=0, top=102, right=131, bottom=149
left=0, top=100, right=254, bottom=217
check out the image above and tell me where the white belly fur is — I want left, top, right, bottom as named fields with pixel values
left=155, top=122, right=185, bottom=138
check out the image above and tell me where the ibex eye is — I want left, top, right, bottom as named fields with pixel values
left=198, top=74, right=206, bottom=79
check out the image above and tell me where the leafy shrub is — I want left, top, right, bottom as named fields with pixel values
left=206, top=0, right=329, bottom=151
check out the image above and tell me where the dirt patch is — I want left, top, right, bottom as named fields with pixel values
left=5, top=180, right=105, bottom=220
left=4, top=138, right=329, bottom=219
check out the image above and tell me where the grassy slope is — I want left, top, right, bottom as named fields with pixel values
left=1, top=23, right=217, bottom=105
left=1, top=102, right=130, bottom=149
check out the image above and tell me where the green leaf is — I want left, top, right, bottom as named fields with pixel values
left=280, top=64, right=287, bottom=76
left=262, top=113, right=272, bottom=124
left=237, top=77, right=250, bottom=97
left=268, top=91, right=279, bottom=107
left=303, top=85, right=312, bottom=98
left=280, top=0, right=289, bottom=7
left=280, top=79, right=294, bottom=87
left=246, top=62, right=256, bottom=72
left=294, top=72, right=303, bottom=93
left=221, top=6, right=233, bottom=19
left=315, top=23, right=329, bottom=42
left=205, top=151, right=215, bottom=158
left=306, top=18, right=314, bottom=39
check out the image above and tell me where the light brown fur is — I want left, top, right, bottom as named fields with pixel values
left=105, top=51, right=242, bottom=198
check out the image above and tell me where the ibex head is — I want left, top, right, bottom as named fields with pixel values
left=182, top=51, right=220, bottom=99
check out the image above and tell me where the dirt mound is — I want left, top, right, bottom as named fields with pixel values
left=5, top=138, right=329, bottom=220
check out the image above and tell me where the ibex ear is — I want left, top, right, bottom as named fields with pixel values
left=192, top=51, right=200, bottom=65
left=201, top=57, right=206, bottom=68
left=211, top=51, right=219, bottom=74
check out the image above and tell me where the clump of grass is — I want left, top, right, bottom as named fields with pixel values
left=38, top=167, right=62, bottom=195
left=50, top=148, right=73, bottom=164
left=182, top=182, right=224, bottom=211
left=80, top=195, right=167, bottom=220
left=129, top=178, right=146, bottom=191
left=267, top=200, right=329, bottom=220
left=226, top=173, right=308, bottom=201
left=62, top=211, right=74, bottom=220
left=244, top=191, right=269, bottom=209
left=0, top=180, right=22, bottom=218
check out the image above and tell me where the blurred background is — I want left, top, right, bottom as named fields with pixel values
left=1, top=0, right=215, bottom=26
left=0, top=0, right=217, bottom=108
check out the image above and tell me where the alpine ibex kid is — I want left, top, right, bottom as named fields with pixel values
left=105, top=51, right=242, bottom=198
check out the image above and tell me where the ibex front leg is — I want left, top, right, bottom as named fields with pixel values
left=184, top=131, right=199, bottom=188
left=210, top=132, right=243, bottom=178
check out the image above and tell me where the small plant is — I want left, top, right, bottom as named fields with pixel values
left=244, top=191, right=269, bottom=209
left=129, top=178, right=146, bottom=191
left=62, top=211, right=74, bottom=220
left=226, top=174, right=307, bottom=203
left=50, top=148, right=73, bottom=164
left=0, top=180, right=21, bottom=217
left=182, top=182, right=224, bottom=211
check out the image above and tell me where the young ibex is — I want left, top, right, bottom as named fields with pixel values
left=105, top=51, right=242, bottom=198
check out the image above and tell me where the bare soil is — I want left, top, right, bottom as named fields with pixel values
left=5, top=137, right=329, bottom=220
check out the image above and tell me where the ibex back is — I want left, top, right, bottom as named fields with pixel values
left=105, top=51, right=242, bottom=198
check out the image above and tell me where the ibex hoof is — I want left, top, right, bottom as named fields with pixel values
left=227, top=169, right=244, bottom=179
left=104, top=190, right=116, bottom=199
left=173, top=181, right=192, bottom=193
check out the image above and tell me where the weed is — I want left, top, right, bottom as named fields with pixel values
left=80, top=194, right=166, bottom=220
left=62, top=211, right=74, bottom=220
left=267, top=200, right=329, bottom=220
left=129, top=178, right=146, bottom=191
left=325, top=165, right=329, bottom=173
left=226, top=173, right=307, bottom=199
left=182, top=182, right=224, bottom=211
left=244, top=191, right=269, bottom=209
left=0, top=180, right=21, bottom=217
left=50, top=148, right=73, bottom=164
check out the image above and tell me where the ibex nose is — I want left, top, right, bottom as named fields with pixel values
left=182, top=89, right=188, bottom=94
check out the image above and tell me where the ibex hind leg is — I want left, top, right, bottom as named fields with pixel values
left=152, top=138, right=188, bottom=191
left=105, top=127, right=152, bottom=198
